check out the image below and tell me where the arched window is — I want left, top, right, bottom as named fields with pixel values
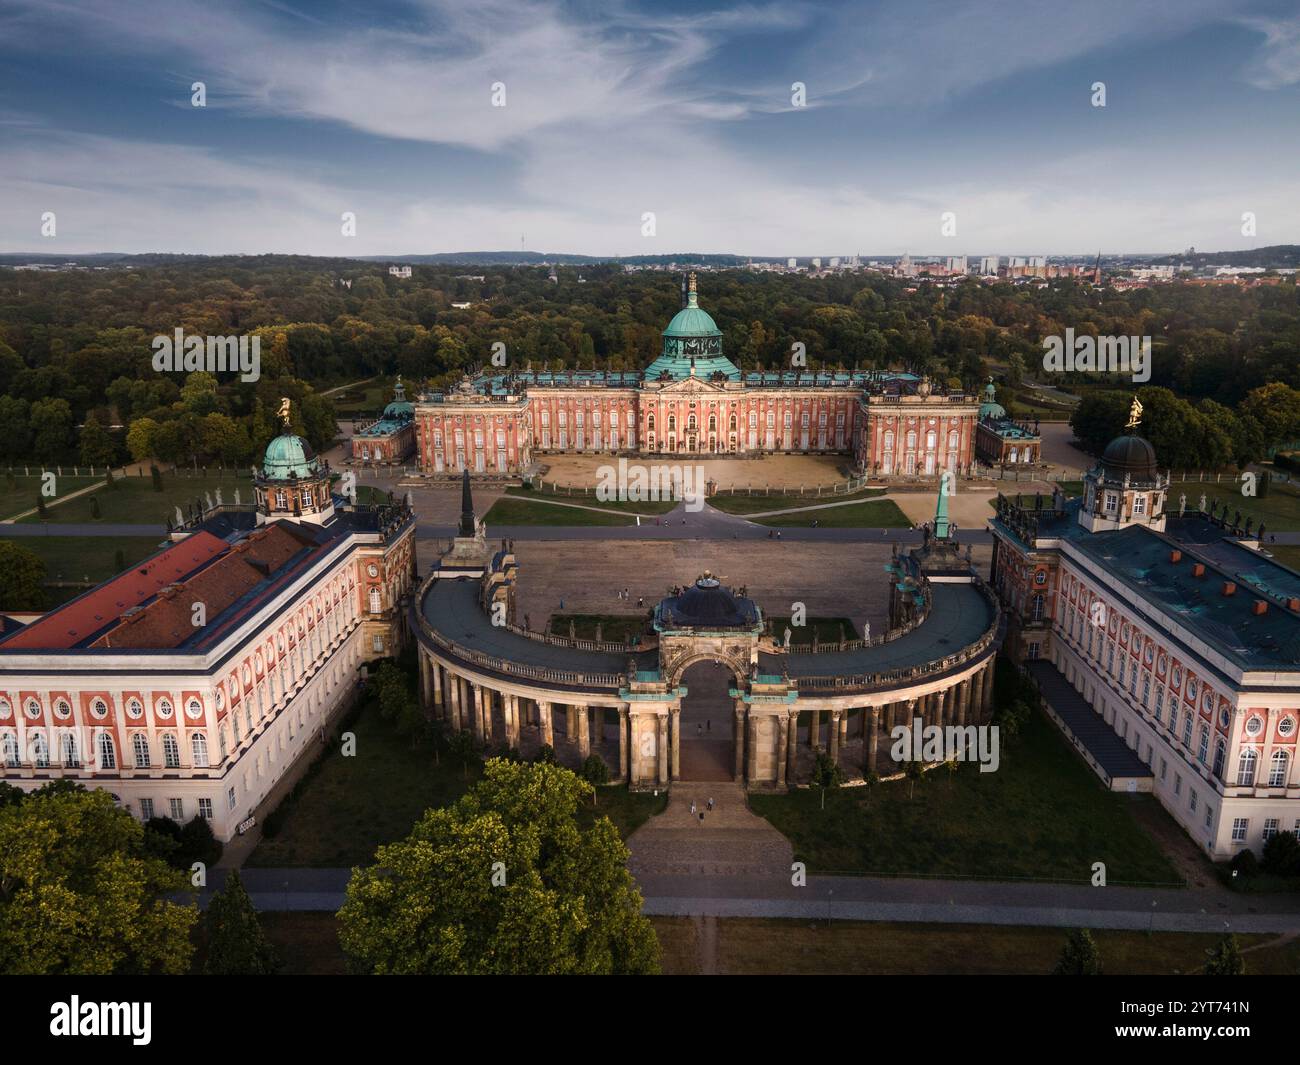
left=926, top=431, right=936, bottom=450
left=1212, top=738, right=1225, bottom=778
left=369, top=587, right=382, bottom=614
left=98, top=733, right=116, bottom=770
left=162, top=734, right=181, bottom=769
left=31, top=732, right=49, bottom=768
left=61, top=733, right=79, bottom=768
left=947, top=429, right=958, bottom=449
left=1031, top=594, right=1044, bottom=621
left=192, top=732, right=209, bottom=768
left=132, top=734, right=150, bottom=769
left=1269, top=750, right=1289, bottom=788
left=2, top=733, right=18, bottom=767
left=1237, top=748, right=1257, bottom=787
left=906, top=430, right=917, bottom=449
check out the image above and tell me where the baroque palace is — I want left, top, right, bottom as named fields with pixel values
left=993, top=401, right=1300, bottom=860
left=415, top=473, right=1000, bottom=792
left=0, top=406, right=415, bottom=841
left=412, top=275, right=991, bottom=479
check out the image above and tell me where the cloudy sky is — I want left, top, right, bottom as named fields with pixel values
left=1, top=0, right=1298, bottom=257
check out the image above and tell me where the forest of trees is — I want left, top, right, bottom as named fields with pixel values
left=0, top=256, right=1298, bottom=469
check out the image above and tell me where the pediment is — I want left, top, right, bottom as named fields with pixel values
left=654, top=376, right=728, bottom=394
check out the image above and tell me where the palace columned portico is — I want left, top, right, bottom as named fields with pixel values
left=412, top=476, right=1001, bottom=790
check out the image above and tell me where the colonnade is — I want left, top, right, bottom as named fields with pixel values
left=416, top=645, right=998, bottom=790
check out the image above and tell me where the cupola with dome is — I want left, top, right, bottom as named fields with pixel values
left=255, top=397, right=336, bottom=525
left=1078, top=397, right=1167, bottom=533
left=644, top=273, right=741, bottom=382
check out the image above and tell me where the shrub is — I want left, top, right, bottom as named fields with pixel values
left=1230, top=848, right=1259, bottom=880
left=1261, top=830, right=1300, bottom=877
left=581, top=753, right=609, bottom=786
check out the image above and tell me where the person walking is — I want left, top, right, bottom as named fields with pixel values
left=690, top=800, right=697, bottom=817
left=707, top=797, right=714, bottom=812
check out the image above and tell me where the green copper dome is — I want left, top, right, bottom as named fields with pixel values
left=646, top=274, right=740, bottom=381
left=979, top=379, right=1006, bottom=420
left=262, top=433, right=320, bottom=481
left=663, top=304, right=722, bottom=339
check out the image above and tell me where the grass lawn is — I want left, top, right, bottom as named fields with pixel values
left=708, top=487, right=885, bottom=516
left=0, top=474, right=101, bottom=521
left=751, top=498, right=911, bottom=528
left=549, top=612, right=652, bottom=644
left=1168, top=478, right=1300, bottom=532
left=578, top=785, right=669, bottom=840
left=246, top=703, right=481, bottom=869
left=17, top=535, right=164, bottom=583
left=483, top=496, right=636, bottom=526
left=331, top=378, right=389, bottom=417
left=18, top=470, right=250, bottom=525
left=765, top=616, right=859, bottom=646
left=750, top=706, right=1180, bottom=885
left=1266, top=544, right=1300, bottom=571
left=652, top=918, right=1289, bottom=975
left=507, top=486, right=678, bottom=515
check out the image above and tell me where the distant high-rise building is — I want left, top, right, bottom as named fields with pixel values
left=811, top=257, right=822, bottom=269
left=946, top=256, right=968, bottom=274
left=787, top=257, right=798, bottom=269
left=1028, top=255, right=1046, bottom=268
left=829, top=256, right=841, bottom=269
left=979, top=256, right=1000, bottom=275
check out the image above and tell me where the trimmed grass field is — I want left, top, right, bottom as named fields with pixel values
left=750, top=706, right=1180, bottom=884
left=707, top=487, right=886, bottom=516
left=0, top=474, right=101, bottom=521
left=250, top=914, right=1297, bottom=975
left=549, top=612, right=652, bottom=644
left=751, top=498, right=911, bottom=528
left=18, top=470, right=250, bottom=525
left=247, top=702, right=480, bottom=868
left=507, top=486, right=678, bottom=515
left=765, top=616, right=859, bottom=646
left=1167, top=477, right=1300, bottom=532
left=483, top=496, right=636, bottom=526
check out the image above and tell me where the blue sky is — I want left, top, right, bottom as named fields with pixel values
left=1, top=0, right=1298, bottom=256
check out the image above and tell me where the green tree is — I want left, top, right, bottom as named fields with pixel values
left=1054, top=928, right=1101, bottom=975
left=1261, top=830, right=1300, bottom=877
left=204, top=870, right=280, bottom=975
left=904, top=757, right=924, bottom=800
left=338, top=760, right=659, bottom=975
left=0, top=785, right=196, bottom=974
left=0, top=540, right=46, bottom=609
left=1203, top=933, right=1245, bottom=976
left=78, top=412, right=116, bottom=467
left=29, top=397, right=75, bottom=462
left=125, top=417, right=160, bottom=462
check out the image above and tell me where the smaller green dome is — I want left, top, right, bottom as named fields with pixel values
left=262, top=433, right=320, bottom=480
left=979, top=379, right=1006, bottom=420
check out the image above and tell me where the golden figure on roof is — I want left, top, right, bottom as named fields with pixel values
left=1126, top=395, right=1143, bottom=431
left=278, top=396, right=291, bottom=426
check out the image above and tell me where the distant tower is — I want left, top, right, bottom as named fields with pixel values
left=681, top=271, right=689, bottom=309
left=1092, top=251, right=1102, bottom=285
left=458, top=468, right=476, bottom=537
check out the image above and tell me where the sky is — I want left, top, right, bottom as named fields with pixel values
left=0, top=0, right=1298, bottom=257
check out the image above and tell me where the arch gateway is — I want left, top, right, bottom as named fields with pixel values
left=413, top=476, right=1000, bottom=790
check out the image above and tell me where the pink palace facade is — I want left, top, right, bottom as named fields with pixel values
left=413, top=276, right=981, bottom=479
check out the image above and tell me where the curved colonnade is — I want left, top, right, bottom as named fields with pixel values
left=412, top=571, right=1001, bottom=789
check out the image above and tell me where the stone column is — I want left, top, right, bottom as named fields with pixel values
left=506, top=694, right=519, bottom=749
left=670, top=707, right=681, bottom=780
left=448, top=672, right=461, bottom=730
left=618, top=705, right=629, bottom=781
left=867, top=706, right=880, bottom=775
left=418, top=653, right=430, bottom=710
left=565, top=704, right=577, bottom=742
left=811, top=708, right=822, bottom=751
left=981, top=662, right=995, bottom=722
left=776, top=713, right=788, bottom=787
left=591, top=706, right=602, bottom=748
left=839, top=712, right=849, bottom=747
left=829, top=709, right=842, bottom=763
left=658, top=713, right=669, bottom=786
left=786, top=710, right=798, bottom=784
left=432, top=660, right=444, bottom=718
left=472, top=684, right=485, bottom=743
left=935, top=688, right=948, bottom=730
left=956, top=678, right=969, bottom=728
left=577, top=706, right=590, bottom=759
left=746, top=714, right=758, bottom=783
left=734, top=703, right=746, bottom=781
left=539, top=701, right=553, bottom=746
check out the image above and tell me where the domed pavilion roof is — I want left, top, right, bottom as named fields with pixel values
left=655, top=575, right=760, bottom=631
left=262, top=432, right=321, bottom=481
left=1099, top=432, right=1159, bottom=482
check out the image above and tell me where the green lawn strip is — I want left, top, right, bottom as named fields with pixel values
left=549, top=612, right=652, bottom=644
left=246, top=704, right=480, bottom=869
left=17, top=471, right=250, bottom=525
left=749, top=707, right=1179, bottom=884
left=765, top=615, right=859, bottom=646
left=658, top=918, right=1278, bottom=976
left=1167, top=478, right=1300, bottom=532
left=578, top=786, right=669, bottom=841
left=507, top=486, right=678, bottom=515
left=482, top=496, right=635, bottom=526
left=708, top=487, right=885, bottom=515
left=0, top=475, right=102, bottom=521
left=751, top=499, right=911, bottom=528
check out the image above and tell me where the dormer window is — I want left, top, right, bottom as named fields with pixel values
left=1133, top=494, right=1147, bottom=516
left=1104, top=493, right=1117, bottom=513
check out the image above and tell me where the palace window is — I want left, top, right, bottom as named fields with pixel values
left=1231, top=817, right=1248, bottom=842
left=32, top=733, right=49, bottom=767
left=192, top=733, right=209, bottom=768
left=1269, top=750, right=1289, bottom=788
left=1180, top=712, right=1193, bottom=748
left=163, top=734, right=181, bottom=769
left=2, top=733, right=17, bottom=767
left=1237, top=748, right=1257, bottom=787
left=1197, top=725, right=1209, bottom=765
left=199, top=798, right=213, bottom=820
left=98, top=733, right=116, bottom=770
left=1212, top=739, right=1225, bottom=779
left=62, top=733, right=80, bottom=768
left=133, top=734, right=151, bottom=769
left=1264, top=818, right=1280, bottom=841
